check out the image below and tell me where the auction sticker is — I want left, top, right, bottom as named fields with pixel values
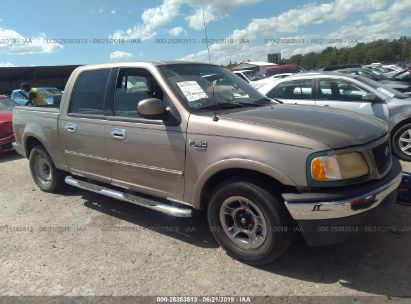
left=177, top=81, right=208, bottom=102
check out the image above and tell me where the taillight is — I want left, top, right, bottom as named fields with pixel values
left=0, top=121, right=12, bottom=135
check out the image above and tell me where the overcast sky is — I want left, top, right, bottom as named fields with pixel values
left=0, top=0, right=410, bottom=67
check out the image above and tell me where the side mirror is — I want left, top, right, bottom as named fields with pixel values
left=137, top=98, right=166, bottom=120
left=362, top=93, right=377, bottom=102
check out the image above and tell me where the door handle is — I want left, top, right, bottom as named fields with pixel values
left=111, top=128, right=126, bottom=139
left=324, top=105, right=330, bottom=107
left=64, top=123, right=77, bottom=133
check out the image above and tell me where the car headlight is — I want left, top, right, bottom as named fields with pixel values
left=311, top=152, right=369, bottom=181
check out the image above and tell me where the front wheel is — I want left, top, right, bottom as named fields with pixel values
left=207, top=180, right=294, bottom=265
left=392, top=123, right=411, bottom=162
left=29, top=145, right=65, bottom=192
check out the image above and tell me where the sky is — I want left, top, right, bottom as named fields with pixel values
left=0, top=0, right=410, bottom=67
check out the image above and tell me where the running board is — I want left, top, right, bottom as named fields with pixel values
left=65, top=176, right=192, bottom=217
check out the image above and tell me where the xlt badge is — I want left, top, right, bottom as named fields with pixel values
left=189, top=140, right=208, bottom=150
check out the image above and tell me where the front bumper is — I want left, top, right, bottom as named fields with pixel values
left=0, top=134, right=15, bottom=153
left=283, top=158, right=402, bottom=246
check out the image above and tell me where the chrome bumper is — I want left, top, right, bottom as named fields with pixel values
left=285, top=172, right=402, bottom=221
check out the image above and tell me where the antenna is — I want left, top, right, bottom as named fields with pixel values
left=202, top=10, right=217, bottom=120
left=202, top=11, right=212, bottom=65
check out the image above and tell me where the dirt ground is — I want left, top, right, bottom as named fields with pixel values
left=0, top=151, right=410, bottom=298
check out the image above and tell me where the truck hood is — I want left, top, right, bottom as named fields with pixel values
left=223, top=104, right=387, bottom=149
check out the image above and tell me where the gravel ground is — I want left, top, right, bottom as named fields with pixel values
left=0, top=151, right=410, bottom=298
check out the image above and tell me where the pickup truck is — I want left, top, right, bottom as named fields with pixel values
left=13, top=61, right=402, bottom=265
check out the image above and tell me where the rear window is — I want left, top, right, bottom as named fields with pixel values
left=69, top=69, right=111, bottom=115
left=353, top=76, right=409, bottom=99
left=39, top=88, right=62, bottom=98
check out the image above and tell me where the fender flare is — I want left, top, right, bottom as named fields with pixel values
left=192, top=158, right=296, bottom=209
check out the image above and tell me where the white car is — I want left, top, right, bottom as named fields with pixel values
left=269, top=73, right=295, bottom=79
left=257, top=72, right=411, bottom=161
left=368, top=64, right=404, bottom=78
left=232, top=69, right=272, bottom=88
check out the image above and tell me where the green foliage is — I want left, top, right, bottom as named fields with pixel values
left=282, top=37, right=411, bottom=70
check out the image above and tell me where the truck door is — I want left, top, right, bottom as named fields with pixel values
left=59, top=68, right=113, bottom=183
left=105, top=67, right=186, bottom=201
left=315, top=78, right=389, bottom=121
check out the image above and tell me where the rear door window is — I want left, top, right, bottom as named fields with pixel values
left=267, top=79, right=313, bottom=99
left=69, top=69, right=111, bottom=115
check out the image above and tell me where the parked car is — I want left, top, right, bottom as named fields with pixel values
left=13, top=62, right=401, bottom=265
left=381, top=65, right=404, bottom=77
left=336, top=68, right=411, bottom=94
left=265, top=64, right=303, bottom=77
left=322, top=64, right=361, bottom=71
left=269, top=73, right=295, bottom=79
left=390, top=70, right=411, bottom=85
left=258, top=72, right=411, bottom=161
left=232, top=69, right=271, bottom=88
left=0, top=95, right=18, bottom=153
left=11, top=87, right=63, bottom=105
left=367, top=64, right=404, bottom=78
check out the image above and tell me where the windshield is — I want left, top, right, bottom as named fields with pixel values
left=363, top=69, right=387, bottom=81
left=159, top=64, right=271, bottom=111
left=38, top=88, right=63, bottom=98
left=394, top=70, right=411, bottom=79
left=243, top=70, right=266, bottom=81
left=0, top=97, right=17, bottom=111
left=354, top=76, right=409, bottom=99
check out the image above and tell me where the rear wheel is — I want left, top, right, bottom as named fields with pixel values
left=392, top=123, right=411, bottom=161
left=29, top=145, right=65, bottom=192
left=207, top=180, right=294, bottom=265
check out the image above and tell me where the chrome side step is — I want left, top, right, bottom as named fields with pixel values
left=65, top=176, right=192, bottom=217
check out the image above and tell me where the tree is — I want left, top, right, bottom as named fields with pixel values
left=283, top=37, right=411, bottom=69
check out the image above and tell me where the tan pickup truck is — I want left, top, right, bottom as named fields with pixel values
left=13, top=61, right=402, bottom=265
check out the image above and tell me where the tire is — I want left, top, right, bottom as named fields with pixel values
left=207, top=180, right=294, bottom=265
left=392, top=123, right=411, bottom=162
left=29, top=145, right=65, bottom=192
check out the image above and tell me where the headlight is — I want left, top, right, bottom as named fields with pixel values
left=311, top=152, right=369, bottom=181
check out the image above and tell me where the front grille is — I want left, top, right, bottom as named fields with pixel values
left=372, top=141, right=391, bottom=174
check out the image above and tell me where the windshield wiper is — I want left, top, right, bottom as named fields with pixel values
left=197, top=103, right=244, bottom=110
left=255, top=98, right=273, bottom=104
left=238, top=102, right=268, bottom=107
left=263, top=97, right=283, bottom=104
left=237, top=98, right=275, bottom=107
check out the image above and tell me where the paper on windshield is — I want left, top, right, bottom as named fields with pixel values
left=176, top=81, right=208, bottom=102
left=377, top=87, right=395, bottom=98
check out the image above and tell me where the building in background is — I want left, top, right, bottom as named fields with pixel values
left=267, top=53, right=281, bottom=64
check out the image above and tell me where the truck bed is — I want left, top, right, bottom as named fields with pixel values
left=13, top=106, right=67, bottom=171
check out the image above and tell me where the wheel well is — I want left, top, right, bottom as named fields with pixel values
left=200, top=168, right=291, bottom=210
left=391, top=119, right=411, bottom=140
left=25, top=137, right=44, bottom=158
